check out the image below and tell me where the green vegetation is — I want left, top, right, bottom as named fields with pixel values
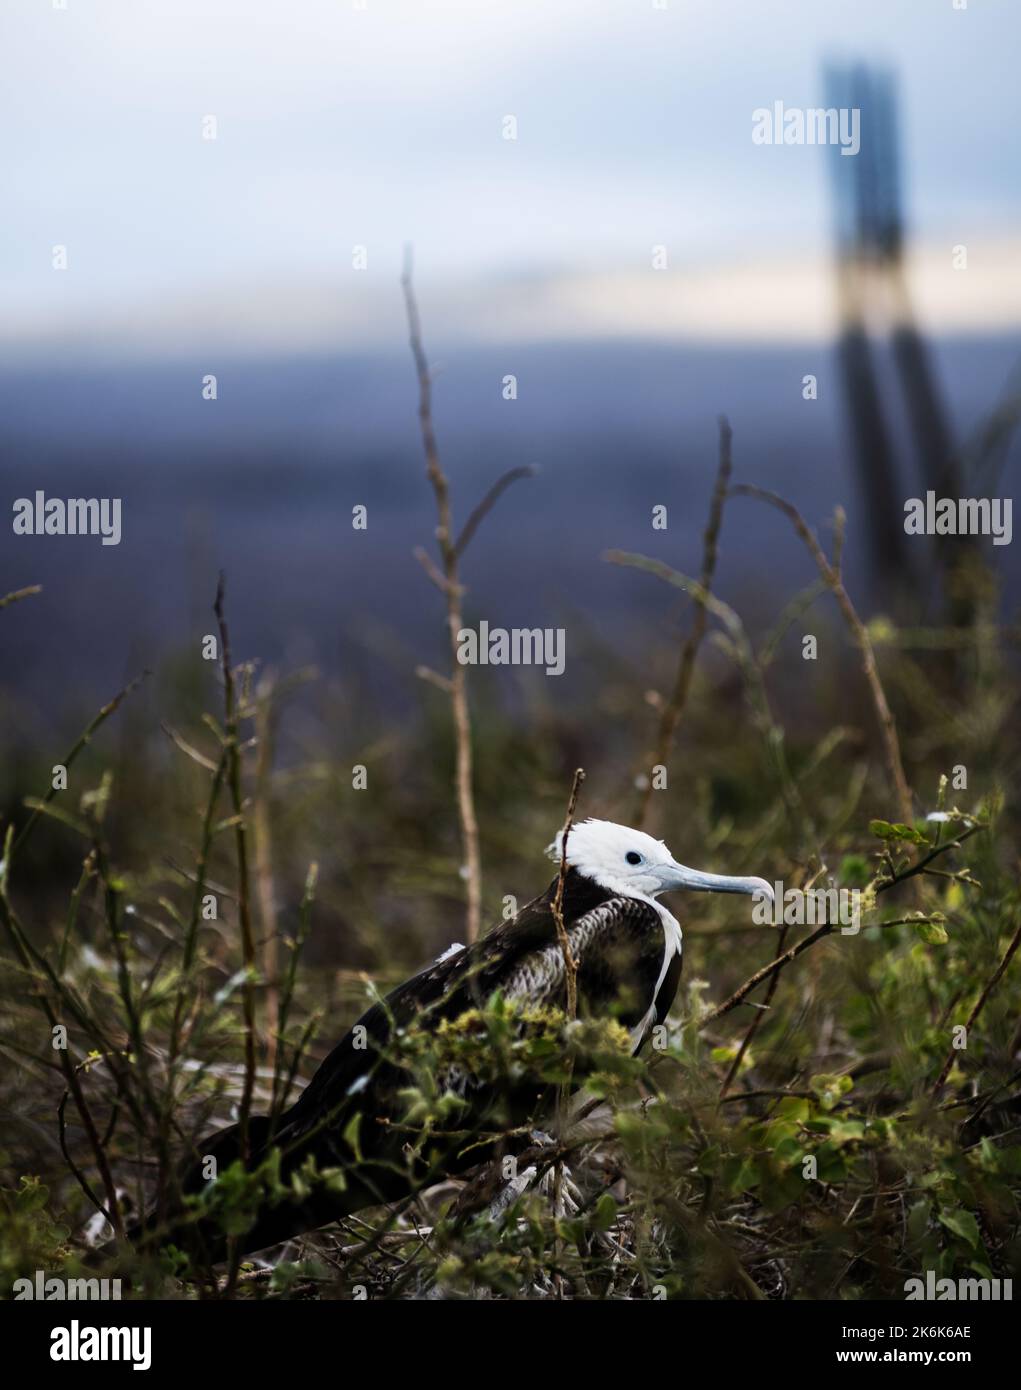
left=1, top=446, right=1018, bottom=1301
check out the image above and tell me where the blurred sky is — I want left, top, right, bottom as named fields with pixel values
left=2, top=1, right=1020, bottom=726
left=3, top=0, right=1021, bottom=360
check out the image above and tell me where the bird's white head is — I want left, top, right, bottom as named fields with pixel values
left=547, top=819, right=773, bottom=908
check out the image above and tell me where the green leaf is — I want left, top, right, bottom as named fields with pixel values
left=938, top=1207, right=981, bottom=1249
left=914, top=917, right=949, bottom=946
left=869, top=819, right=931, bottom=846
left=810, top=1072, right=853, bottom=1110
left=977, top=1137, right=1000, bottom=1172
left=342, top=1112, right=362, bottom=1163
left=772, top=1135, right=803, bottom=1167
left=592, top=1193, right=618, bottom=1232
left=839, top=854, right=871, bottom=889
left=774, top=1097, right=810, bottom=1124
left=907, top=1199, right=931, bottom=1245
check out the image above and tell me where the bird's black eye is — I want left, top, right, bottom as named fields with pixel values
left=625, top=851, right=643, bottom=865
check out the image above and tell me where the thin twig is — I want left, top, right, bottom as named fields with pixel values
left=12, top=671, right=149, bottom=860
left=415, top=665, right=454, bottom=695
left=253, top=672, right=279, bottom=1072
left=58, top=1080, right=110, bottom=1225
left=699, top=922, right=833, bottom=1030
left=401, top=247, right=482, bottom=943
left=270, top=861, right=319, bottom=1132
left=413, top=545, right=460, bottom=596
left=933, top=910, right=1021, bottom=1096
left=0, top=584, right=42, bottom=610
left=213, top=575, right=257, bottom=1170
left=634, top=417, right=731, bottom=828
left=551, top=768, right=586, bottom=1024
left=550, top=767, right=585, bottom=1294
left=606, top=550, right=813, bottom=847
left=0, top=828, right=124, bottom=1236
left=699, top=837, right=977, bottom=1030
left=718, top=923, right=790, bottom=1099
left=730, top=484, right=913, bottom=830
left=158, top=746, right=227, bottom=1222
left=161, top=722, right=218, bottom=772
left=454, top=465, right=536, bottom=559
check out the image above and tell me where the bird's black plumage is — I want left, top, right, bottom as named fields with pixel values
left=133, top=866, right=677, bottom=1262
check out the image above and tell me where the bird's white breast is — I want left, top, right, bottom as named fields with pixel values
left=630, top=899, right=682, bottom=1050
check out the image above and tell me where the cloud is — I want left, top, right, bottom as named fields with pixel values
left=3, top=0, right=1019, bottom=359
left=4, top=236, right=1019, bottom=364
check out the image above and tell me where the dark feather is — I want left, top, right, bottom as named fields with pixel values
left=130, top=868, right=679, bottom=1261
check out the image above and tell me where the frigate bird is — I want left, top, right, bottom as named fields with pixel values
left=130, top=820, right=771, bottom=1262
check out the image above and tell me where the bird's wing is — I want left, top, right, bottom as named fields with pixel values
left=280, top=887, right=667, bottom=1143
left=501, top=894, right=669, bottom=1036
left=277, top=888, right=561, bottom=1135
left=654, top=947, right=684, bottom=1026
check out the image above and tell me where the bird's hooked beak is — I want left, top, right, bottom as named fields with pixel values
left=659, top=859, right=774, bottom=909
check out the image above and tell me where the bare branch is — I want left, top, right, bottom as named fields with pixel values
left=633, top=417, right=731, bottom=828
left=415, top=665, right=454, bottom=695
left=253, top=672, right=280, bottom=1073
left=730, top=483, right=914, bottom=831
left=12, top=670, right=149, bottom=861
left=413, top=545, right=461, bottom=596
left=550, top=766, right=585, bottom=1281
left=699, top=923, right=833, bottom=1030
left=551, top=767, right=586, bottom=1024
left=605, top=549, right=813, bottom=845
left=700, top=833, right=982, bottom=1030
left=0, top=584, right=42, bottom=610
left=161, top=723, right=218, bottom=772
left=0, top=828, right=124, bottom=1237
left=718, top=923, right=790, bottom=1100
left=213, top=576, right=257, bottom=1169
left=454, top=465, right=537, bottom=559
left=401, top=248, right=482, bottom=942
left=933, top=909, right=1021, bottom=1096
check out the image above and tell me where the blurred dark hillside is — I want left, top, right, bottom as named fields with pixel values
left=2, top=333, right=1018, bottom=739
